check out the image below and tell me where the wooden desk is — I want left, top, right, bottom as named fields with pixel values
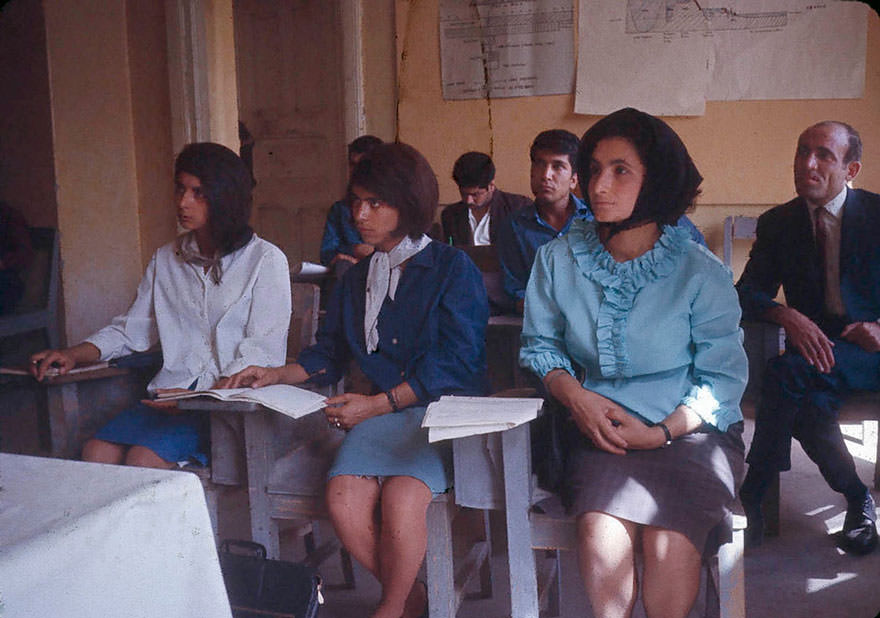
left=452, top=423, right=539, bottom=618
left=1, top=366, right=153, bottom=458
left=487, top=315, right=535, bottom=392
left=178, top=398, right=341, bottom=560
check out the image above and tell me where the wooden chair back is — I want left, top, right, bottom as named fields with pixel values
left=0, top=227, right=61, bottom=348
left=288, top=281, right=320, bottom=359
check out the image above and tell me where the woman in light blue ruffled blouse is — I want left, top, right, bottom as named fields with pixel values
left=520, top=108, right=747, bottom=618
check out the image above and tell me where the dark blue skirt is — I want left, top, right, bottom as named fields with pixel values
left=94, top=402, right=209, bottom=465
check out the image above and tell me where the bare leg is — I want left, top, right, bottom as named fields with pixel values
left=81, top=438, right=126, bottom=464
left=641, top=526, right=701, bottom=618
left=374, top=476, right=433, bottom=618
left=326, top=475, right=383, bottom=578
left=577, top=511, right=638, bottom=618
left=124, top=445, right=176, bottom=469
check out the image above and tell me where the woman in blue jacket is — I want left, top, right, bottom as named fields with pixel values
left=230, top=142, right=488, bottom=618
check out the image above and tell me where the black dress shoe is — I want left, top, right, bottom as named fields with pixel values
left=839, top=492, right=878, bottom=556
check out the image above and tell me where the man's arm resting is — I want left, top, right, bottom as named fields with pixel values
left=764, top=305, right=835, bottom=373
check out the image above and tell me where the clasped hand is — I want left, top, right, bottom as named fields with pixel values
left=566, top=389, right=662, bottom=454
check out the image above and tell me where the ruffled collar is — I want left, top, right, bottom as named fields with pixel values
left=567, top=219, right=691, bottom=377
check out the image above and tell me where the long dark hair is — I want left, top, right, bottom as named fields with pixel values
left=174, top=142, right=254, bottom=255
left=578, top=108, right=702, bottom=236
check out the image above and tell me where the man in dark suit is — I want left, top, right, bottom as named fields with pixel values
left=737, top=121, right=880, bottom=554
left=440, top=152, right=530, bottom=247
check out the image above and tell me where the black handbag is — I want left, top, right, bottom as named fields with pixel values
left=219, top=539, right=323, bottom=618
left=530, top=396, right=576, bottom=507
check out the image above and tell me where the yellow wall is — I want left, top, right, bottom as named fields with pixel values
left=394, top=1, right=880, bottom=277
left=43, top=1, right=146, bottom=345
left=0, top=0, right=56, bottom=229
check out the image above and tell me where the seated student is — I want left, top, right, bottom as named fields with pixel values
left=228, top=142, right=488, bottom=618
left=319, top=135, right=383, bottom=274
left=521, top=108, right=746, bottom=618
left=497, top=129, right=707, bottom=313
left=440, top=151, right=530, bottom=247
left=30, top=142, right=291, bottom=469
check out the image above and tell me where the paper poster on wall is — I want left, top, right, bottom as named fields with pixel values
left=439, top=0, right=575, bottom=100
left=575, top=0, right=868, bottom=116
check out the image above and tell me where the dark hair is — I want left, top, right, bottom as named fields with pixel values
left=810, top=121, right=862, bottom=164
left=348, top=142, right=438, bottom=239
left=578, top=107, right=702, bottom=234
left=348, top=135, right=383, bottom=157
left=452, top=152, right=495, bottom=188
left=530, top=129, right=580, bottom=170
left=174, top=142, right=254, bottom=256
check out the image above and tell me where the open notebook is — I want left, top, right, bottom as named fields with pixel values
left=155, top=384, right=327, bottom=420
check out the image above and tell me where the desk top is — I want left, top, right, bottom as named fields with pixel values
left=0, top=454, right=232, bottom=618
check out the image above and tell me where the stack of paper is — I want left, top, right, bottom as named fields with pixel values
left=422, top=395, right=543, bottom=443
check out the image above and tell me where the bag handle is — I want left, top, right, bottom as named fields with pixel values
left=220, top=538, right=267, bottom=559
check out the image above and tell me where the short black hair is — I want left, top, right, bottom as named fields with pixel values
left=809, top=121, right=862, bottom=164
left=348, top=135, right=383, bottom=157
left=578, top=107, right=702, bottom=232
left=452, top=152, right=495, bottom=189
left=348, top=142, right=438, bottom=240
left=530, top=129, right=580, bottom=170
left=174, top=142, right=254, bottom=255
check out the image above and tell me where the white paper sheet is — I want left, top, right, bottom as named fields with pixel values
left=440, top=0, right=575, bottom=99
left=422, top=395, right=543, bottom=442
left=575, top=0, right=868, bottom=117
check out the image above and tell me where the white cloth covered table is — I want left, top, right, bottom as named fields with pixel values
left=0, top=454, right=232, bottom=618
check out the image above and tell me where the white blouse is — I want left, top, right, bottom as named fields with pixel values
left=86, top=233, right=291, bottom=394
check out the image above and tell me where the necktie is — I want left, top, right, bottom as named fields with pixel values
left=814, top=206, right=845, bottom=316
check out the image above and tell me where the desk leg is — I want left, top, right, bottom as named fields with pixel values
left=501, top=424, right=538, bottom=618
left=243, top=410, right=280, bottom=558
left=47, top=383, right=79, bottom=458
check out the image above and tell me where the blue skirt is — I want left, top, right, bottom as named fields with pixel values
left=328, top=405, right=452, bottom=494
left=94, top=402, right=209, bottom=465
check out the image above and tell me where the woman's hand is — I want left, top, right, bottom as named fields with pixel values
left=564, top=387, right=630, bottom=455
left=613, top=415, right=666, bottom=450
left=227, top=365, right=283, bottom=388
left=29, top=349, right=77, bottom=380
left=323, top=393, right=384, bottom=430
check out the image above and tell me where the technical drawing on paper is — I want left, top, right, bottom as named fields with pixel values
left=625, top=1, right=787, bottom=34
left=439, top=0, right=575, bottom=100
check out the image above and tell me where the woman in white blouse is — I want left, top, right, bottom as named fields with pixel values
left=30, top=142, right=291, bottom=468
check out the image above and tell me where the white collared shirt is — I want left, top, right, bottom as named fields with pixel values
left=86, top=234, right=291, bottom=393
left=469, top=209, right=491, bottom=246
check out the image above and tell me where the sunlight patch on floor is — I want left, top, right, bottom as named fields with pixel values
left=841, top=420, right=878, bottom=464
left=806, top=572, right=857, bottom=593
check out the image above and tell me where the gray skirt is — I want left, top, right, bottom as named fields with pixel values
left=565, top=422, right=744, bottom=556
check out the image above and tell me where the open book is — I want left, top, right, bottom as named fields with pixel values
left=155, top=384, right=327, bottom=420
left=422, top=395, right=544, bottom=442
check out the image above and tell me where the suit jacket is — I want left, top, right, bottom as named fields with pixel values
left=440, top=189, right=531, bottom=247
left=736, top=188, right=880, bottom=335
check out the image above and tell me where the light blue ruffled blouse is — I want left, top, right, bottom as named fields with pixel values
left=520, top=220, right=747, bottom=431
